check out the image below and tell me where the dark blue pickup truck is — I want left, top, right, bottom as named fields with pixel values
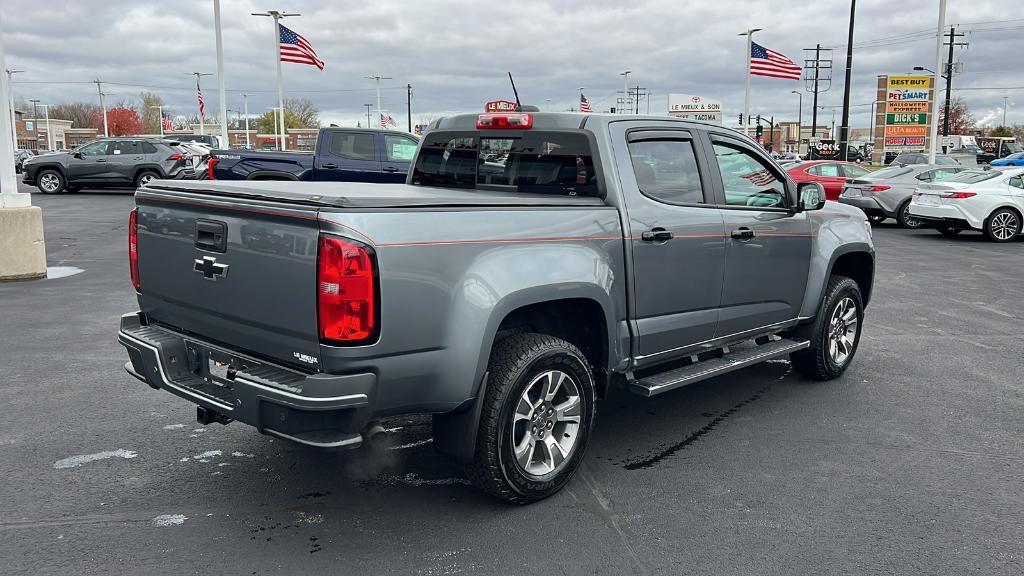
left=210, top=127, right=419, bottom=182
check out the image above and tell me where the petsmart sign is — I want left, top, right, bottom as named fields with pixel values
left=668, top=94, right=723, bottom=124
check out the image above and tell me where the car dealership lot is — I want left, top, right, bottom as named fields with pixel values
left=1, top=186, right=1022, bottom=575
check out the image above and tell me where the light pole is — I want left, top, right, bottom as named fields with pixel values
left=150, top=105, right=164, bottom=137
left=364, top=103, right=372, bottom=128
left=93, top=79, right=109, bottom=137
left=619, top=71, right=630, bottom=114
left=1003, top=96, right=1009, bottom=128
left=252, top=10, right=300, bottom=151
left=5, top=68, right=21, bottom=148
left=213, top=0, right=229, bottom=147
left=242, top=93, right=250, bottom=148
left=739, top=28, right=762, bottom=136
left=927, top=0, right=946, bottom=164
left=266, top=107, right=280, bottom=149
left=37, top=103, right=52, bottom=151
left=365, top=75, right=391, bottom=128
left=791, top=90, right=802, bottom=153
left=28, top=98, right=39, bottom=148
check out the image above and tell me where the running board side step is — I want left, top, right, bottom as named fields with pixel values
left=628, top=338, right=809, bottom=397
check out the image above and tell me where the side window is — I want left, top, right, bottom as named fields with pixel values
left=842, top=164, right=869, bottom=178
left=712, top=142, right=787, bottom=208
left=808, top=163, right=840, bottom=177
left=112, top=141, right=141, bottom=155
left=77, top=141, right=109, bottom=156
left=327, top=132, right=376, bottom=161
left=1009, top=176, right=1024, bottom=190
left=385, top=135, right=418, bottom=162
left=627, top=139, right=705, bottom=205
left=140, top=142, right=158, bottom=154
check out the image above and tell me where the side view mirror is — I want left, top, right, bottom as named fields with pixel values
left=798, top=182, right=826, bottom=211
left=73, top=152, right=83, bottom=159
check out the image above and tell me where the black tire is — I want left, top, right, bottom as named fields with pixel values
left=937, top=224, right=963, bottom=237
left=135, top=170, right=160, bottom=189
left=36, top=169, right=65, bottom=194
left=896, top=199, right=924, bottom=229
left=790, top=275, right=864, bottom=381
left=467, top=333, right=596, bottom=504
left=867, top=214, right=886, bottom=225
left=983, top=208, right=1021, bottom=243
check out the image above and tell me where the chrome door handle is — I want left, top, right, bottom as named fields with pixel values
left=731, top=227, right=756, bottom=240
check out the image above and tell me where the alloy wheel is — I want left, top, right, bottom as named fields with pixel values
left=511, top=370, right=582, bottom=479
left=990, top=211, right=1019, bottom=241
left=39, top=173, right=60, bottom=192
left=827, top=297, right=859, bottom=366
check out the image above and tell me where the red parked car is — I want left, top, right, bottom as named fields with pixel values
left=787, top=160, right=871, bottom=201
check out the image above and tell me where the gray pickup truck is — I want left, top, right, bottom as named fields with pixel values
left=118, top=111, right=874, bottom=503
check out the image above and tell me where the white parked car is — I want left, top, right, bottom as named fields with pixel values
left=909, top=167, right=1024, bottom=242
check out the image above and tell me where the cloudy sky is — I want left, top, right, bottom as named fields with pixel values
left=4, top=0, right=1021, bottom=131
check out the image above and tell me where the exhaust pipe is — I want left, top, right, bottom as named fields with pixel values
left=197, top=406, right=233, bottom=426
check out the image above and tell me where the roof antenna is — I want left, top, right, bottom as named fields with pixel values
left=508, top=72, right=522, bottom=112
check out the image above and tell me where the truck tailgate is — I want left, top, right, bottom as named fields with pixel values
left=135, top=188, right=322, bottom=370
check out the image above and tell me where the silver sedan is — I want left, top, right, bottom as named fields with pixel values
left=838, top=164, right=965, bottom=228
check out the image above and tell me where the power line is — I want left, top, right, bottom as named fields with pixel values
left=11, top=80, right=405, bottom=94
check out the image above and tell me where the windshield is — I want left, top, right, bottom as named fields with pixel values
left=1005, top=143, right=1023, bottom=154
left=868, top=166, right=913, bottom=179
left=945, top=170, right=1000, bottom=184
left=411, top=130, right=599, bottom=196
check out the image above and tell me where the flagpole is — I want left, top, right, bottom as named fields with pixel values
left=214, top=0, right=229, bottom=148
left=273, top=14, right=286, bottom=150
left=365, top=75, right=391, bottom=129
left=188, top=72, right=212, bottom=136
left=739, top=28, right=762, bottom=136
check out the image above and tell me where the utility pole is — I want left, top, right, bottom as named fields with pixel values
left=632, top=85, right=647, bottom=114
left=186, top=72, right=213, bottom=136
left=93, top=79, right=108, bottom=137
left=838, top=0, right=856, bottom=161
left=252, top=10, right=300, bottom=151
left=406, top=83, right=412, bottom=132
left=5, top=68, right=21, bottom=148
left=927, top=0, right=946, bottom=164
left=365, top=75, right=391, bottom=128
left=811, top=45, right=820, bottom=137
left=364, top=104, right=372, bottom=128
left=941, top=26, right=967, bottom=136
left=242, top=93, right=250, bottom=148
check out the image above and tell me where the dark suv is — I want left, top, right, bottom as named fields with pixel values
left=22, top=138, right=192, bottom=194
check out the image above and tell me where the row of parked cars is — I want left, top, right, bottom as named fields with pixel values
left=777, top=153, right=1023, bottom=242
left=20, top=137, right=214, bottom=194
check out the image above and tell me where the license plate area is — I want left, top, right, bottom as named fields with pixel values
left=917, top=195, right=940, bottom=206
left=184, top=342, right=252, bottom=387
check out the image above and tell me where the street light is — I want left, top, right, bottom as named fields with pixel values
left=28, top=98, right=39, bottom=149
left=791, top=90, right=803, bottom=154
left=619, top=71, right=631, bottom=114
left=5, top=68, right=22, bottom=148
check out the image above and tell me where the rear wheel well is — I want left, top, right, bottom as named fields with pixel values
left=831, top=252, right=874, bottom=305
left=494, top=299, right=609, bottom=396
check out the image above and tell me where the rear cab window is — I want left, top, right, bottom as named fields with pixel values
left=411, top=130, right=598, bottom=196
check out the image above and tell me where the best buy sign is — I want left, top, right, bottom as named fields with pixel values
left=886, top=113, right=928, bottom=125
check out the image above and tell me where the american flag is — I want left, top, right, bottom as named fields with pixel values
left=380, top=113, right=397, bottom=128
left=741, top=169, right=779, bottom=187
left=279, top=24, right=324, bottom=70
left=579, top=93, right=592, bottom=113
left=196, top=80, right=205, bottom=117
left=749, top=42, right=802, bottom=80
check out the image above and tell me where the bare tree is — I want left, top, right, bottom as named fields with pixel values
left=937, top=97, right=976, bottom=135
left=48, top=102, right=102, bottom=129
left=284, top=98, right=319, bottom=128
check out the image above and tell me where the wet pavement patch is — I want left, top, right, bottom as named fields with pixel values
left=620, top=385, right=772, bottom=470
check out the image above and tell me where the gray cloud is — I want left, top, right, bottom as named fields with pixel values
left=5, top=0, right=1020, bottom=129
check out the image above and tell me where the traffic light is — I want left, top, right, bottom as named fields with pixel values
left=755, top=124, right=764, bottom=138
left=738, top=113, right=744, bottom=125
left=756, top=114, right=761, bottom=124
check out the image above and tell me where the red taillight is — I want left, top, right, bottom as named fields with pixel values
left=317, top=235, right=377, bottom=344
left=129, top=208, right=140, bottom=292
left=207, top=157, right=219, bottom=180
left=477, top=113, right=533, bottom=129
left=869, top=185, right=890, bottom=192
left=941, top=191, right=977, bottom=199
left=168, top=153, right=184, bottom=161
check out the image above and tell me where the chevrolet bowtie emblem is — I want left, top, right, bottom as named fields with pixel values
left=193, top=256, right=229, bottom=281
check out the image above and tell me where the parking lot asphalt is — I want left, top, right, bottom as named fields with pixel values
left=1, top=184, right=1022, bottom=576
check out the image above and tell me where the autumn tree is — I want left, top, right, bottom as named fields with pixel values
left=283, top=98, right=319, bottom=128
left=256, top=109, right=304, bottom=133
left=937, top=97, right=975, bottom=134
left=97, top=107, right=143, bottom=136
left=139, top=92, right=166, bottom=134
